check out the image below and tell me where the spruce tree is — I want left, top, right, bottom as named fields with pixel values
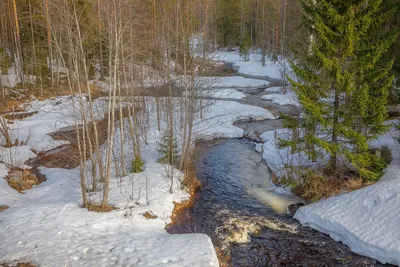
left=239, top=32, right=251, bottom=61
left=289, top=0, right=399, bottom=179
left=157, top=130, right=180, bottom=167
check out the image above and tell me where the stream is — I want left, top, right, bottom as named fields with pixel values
left=167, top=71, right=391, bottom=266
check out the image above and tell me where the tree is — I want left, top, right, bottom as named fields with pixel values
left=157, top=129, right=180, bottom=167
left=289, top=0, right=399, bottom=179
left=215, top=0, right=241, bottom=47
left=384, top=0, right=400, bottom=99
left=239, top=30, right=251, bottom=61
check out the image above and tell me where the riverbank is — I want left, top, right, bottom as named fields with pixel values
left=0, top=86, right=275, bottom=266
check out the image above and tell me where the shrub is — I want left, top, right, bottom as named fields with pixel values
left=239, top=34, right=250, bottom=61
left=131, top=156, right=144, bottom=173
left=0, top=48, right=12, bottom=72
left=157, top=130, right=180, bottom=167
left=364, top=146, right=392, bottom=182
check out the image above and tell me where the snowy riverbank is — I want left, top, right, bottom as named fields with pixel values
left=0, top=94, right=274, bottom=266
left=295, top=125, right=400, bottom=265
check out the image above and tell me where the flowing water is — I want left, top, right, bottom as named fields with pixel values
left=167, top=69, right=393, bottom=266
left=167, top=138, right=390, bottom=266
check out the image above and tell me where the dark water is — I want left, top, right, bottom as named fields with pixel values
left=167, top=138, right=390, bottom=267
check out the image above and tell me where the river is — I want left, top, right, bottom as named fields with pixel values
left=167, top=71, right=391, bottom=267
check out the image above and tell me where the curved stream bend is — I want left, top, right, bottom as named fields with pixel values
left=168, top=68, right=390, bottom=266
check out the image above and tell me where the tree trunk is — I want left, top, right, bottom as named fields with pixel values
left=331, top=89, right=340, bottom=173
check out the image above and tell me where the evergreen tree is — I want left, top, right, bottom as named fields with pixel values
left=289, top=0, right=399, bottom=179
left=157, top=130, right=180, bottom=167
left=239, top=32, right=251, bottom=61
left=384, top=0, right=400, bottom=98
left=216, top=0, right=241, bottom=47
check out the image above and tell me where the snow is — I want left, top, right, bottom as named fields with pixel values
left=93, top=64, right=169, bottom=90
left=194, top=100, right=275, bottom=140
left=0, top=164, right=218, bottom=267
left=203, top=88, right=246, bottom=99
left=0, top=164, right=21, bottom=205
left=0, top=146, right=36, bottom=167
left=294, top=125, right=400, bottom=265
left=6, top=96, right=107, bottom=152
left=261, top=91, right=300, bottom=107
left=0, top=66, right=21, bottom=88
left=177, top=75, right=269, bottom=89
left=264, top=86, right=283, bottom=93
left=0, top=110, right=221, bottom=266
left=0, top=66, right=36, bottom=88
left=204, top=76, right=268, bottom=89
left=0, top=93, right=276, bottom=266
left=210, top=50, right=284, bottom=80
left=258, top=129, right=325, bottom=178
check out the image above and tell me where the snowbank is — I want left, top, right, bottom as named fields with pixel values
left=295, top=127, right=400, bottom=265
left=258, top=129, right=325, bottom=177
left=0, top=163, right=218, bottom=267
left=176, top=75, right=269, bottom=89
left=0, top=164, right=21, bottom=205
left=194, top=100, right=275, bottom=140
left=265, top=86, right=283, bottom=93
left=1, top=95, right=275, bottom=266
left=204, top=88, right=246, bottom=99
left=261, top=91, right=300, bottom=107
left=210, top=50, right=284, bottom=80
left=0, top=146, right=36, bottom=167
left=7, top=96, right=107, bottom=152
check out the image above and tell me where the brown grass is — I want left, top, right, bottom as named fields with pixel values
left=142, top=211, right=158, bottom=219
left=0, top=205, right=9, bottom=212
left=293, top=172, right=364, bottom=203
left=215, top=247, right=231, bottom=267
left=0, top=263, right=36, bottom=267
left=0, top=99, right=26, bottom=115
left=182, top=161, right=202, bottom=195
left=3, top=111, right=38, bottom=120
left=167, top=155, right=202, bottom=228
left=169, top=197, right=196, bottom=225
left=6, top=169, right=40, bottom=192
left=86, top=204, right=118, bottom=213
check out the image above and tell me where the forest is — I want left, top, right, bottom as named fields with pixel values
left=0, top=0, right=400, bottom=266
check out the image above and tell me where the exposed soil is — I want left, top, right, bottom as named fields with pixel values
left=0, top=205, right=9, bottom=212
left=3, top=111, right=38, bottom=120
left=142, top=211, right=158, bottom=219
left=5, top=168, right=44, bottom=192
left=0, top=263, right=36, bottom=267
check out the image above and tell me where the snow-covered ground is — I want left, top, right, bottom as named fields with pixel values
left=0, top=161, right=218, bottom=267
left=255, top=129, right=326, bottom=178
left=202, top=88, right=246, bottom=99
left=3, top=96, right=107, bottom=152
left=194, top=100, right=275, bottom=140
left=264, top=86, right=283, bottom=93
left=0, top=94, right=276, bottom=266
left=210, top=50, right=285, bottom=80
left=176, top=75, right=269, bottom=89
left=295, top=124, right=400, bottom=265
left=261, top=91, right=300, bottom=107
